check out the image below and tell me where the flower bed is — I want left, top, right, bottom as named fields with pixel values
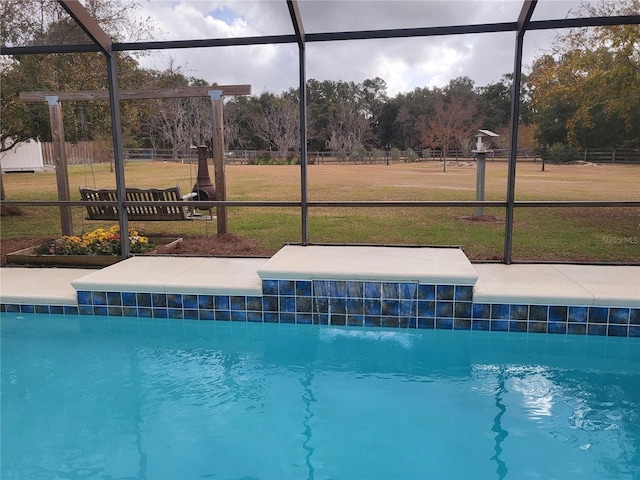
left=7, top=226, right=181, bottom=267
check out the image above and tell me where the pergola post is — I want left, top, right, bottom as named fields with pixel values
left=209, top=90, right=227, bottom=235
left=45, top=95, right=73, bottom=236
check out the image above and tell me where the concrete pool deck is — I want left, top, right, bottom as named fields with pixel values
left=1, top=246, right=638, bottom=308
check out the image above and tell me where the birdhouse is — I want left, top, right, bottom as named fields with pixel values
left=473, top=129, right=499, bottom=153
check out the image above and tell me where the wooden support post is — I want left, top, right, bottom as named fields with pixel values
left=46, top=96, right=73, bottom=236
left=209, top=90, right=227, bottom=235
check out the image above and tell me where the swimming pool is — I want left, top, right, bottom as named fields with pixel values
left=2, top=313, right=639, bottom=479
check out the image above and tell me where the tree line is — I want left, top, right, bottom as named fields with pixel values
left=1, top=0, right=638, bottom=160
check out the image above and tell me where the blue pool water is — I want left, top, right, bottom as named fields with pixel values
left=1, top=313, right=639, bottom=480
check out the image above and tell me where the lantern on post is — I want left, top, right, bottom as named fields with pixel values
left=472, top=130, right=499, bottom=217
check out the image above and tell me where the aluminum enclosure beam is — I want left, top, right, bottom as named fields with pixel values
left=58, top=0, right=112, bottom=54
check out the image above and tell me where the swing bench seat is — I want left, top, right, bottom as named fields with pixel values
left=80, top=185, right=195, bottom=221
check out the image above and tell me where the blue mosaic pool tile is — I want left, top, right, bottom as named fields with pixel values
left=418, top=284, right=436, bottom=301
left=331, top=281, right=347, bottom=298
left=436, top=318, right=453, bottom=330
left=346, top=298, right=364, bottom=315
left=315, top=297, right=329, bottom=314
left=280, top=312, right=296, bottom=323
left=629, top=309, right=640, bottom=325
left=216, top=309, right=231, bottom=321
left=509, top=305, right=528, bottom=321
left=248, top=311, right=263, bottom=322
left=398, top=299, right=414, bottom=317
left=122, top=292, right=137, bottom=307
left=418, top=300, right=435, bottom=317
left=436, top=285, right=454, bottom=301
left=214, top=295, right=229, bottom=310
left=418, top=317, right=435, bottom=329
left=77, top=291, right=91, bottom=305
left=436, top=301, right=453, bottom=318
left=472, top=303, right=490, bottom=319
left=168, top=308, right=183, bottom=319
left=198, top=295, right=213, bottom=310
left=138, top=307, right=153, bottom=318
left=264, top=312, right=279, bottom=323
left=510, top=321, right=527, bottom=333
left=364, top=282, right=381, bottom=299
left=123, top=307, right=138, bottom=317
left=314, top=313, right=329, bottom=325
left=400, top=317, right=417, bottom=329
left=279, top=280, right=295, bottom=296
left=92, top=291, right=107, bottom=306
left=382, top=282, right=399, bottom=299
left=491, top=320, right=509, bottom=332
left=20, top=304, right=35, bottom=314
left=107, top=292, right=122, bottom=306
left=263, top=295, right=278, bottom=312
left=363, top=315, right=380, bottom=327
left=399, top=283, right=417, bottom=300
left=79, top=305, right=93, bottom=315
left=183, top=309, right=198, bottom=320
left=608, top=325, right=628, bottom=337
left=568, top=306, right=588, bottom=323
left=628, top=325, right=640, bottom=337
left=152, top=293, right=167, bottom=308
left=529, top=305, right=548, bottom=322
left=152, top=308, right=168, bottom=319
left=51, top=305, right=65, bottom=315
left=364, top=299, right=381, bottom=316
left=529, top=321, right=547, bottom=333
left=331, top=314, right=346, bottom=326
left=330, top=297, right=347, bottom=315
left=65, top=306, right=79, bottom=315
left=567, top=323, right=587, bottom=335
left=313, top=280, right=331, bottom=297
left=262, top=280, right=278, bottom=295
left=246, top=296, right=262, bottom=311
left=35, top=305, right=49, bottom=314
left=454, top=319, right=471, bottom=330
left=548, top=322, right=567, bottom=334
left=588, top=323, right=607, bottom=336
left=609, top=308, right=630, bottom=324
left=199, top=309, right=214, bottom=321
left=381, top=299, right=399, bottom=316
left=296, top=296, right=313, bottom=313
left=5, top=304, right=20, bottom=313
left=137, top=293, right=152, bottom=308
left=230, top=296, right=246, bottom=311
left=455, top=286, right=473, bottom=302
left=231, top=310, right=247, bottom=322
left=589, top=307, right=608, bottom=324
left=491, top=304, right=510, bottom=320
left=296, top=280, right=312, bottom=297
left=347, top=315, right=364, bottom=327
left=549, top=306, right=567, bottom=322
left=472, top=319, right=490, bottom=331
left=108, top=306, right=123, bottom=316
left=296, top=313, right=312, bottom=324
left=94, top=306, right=108, bottom=316
left=382, top=316, right=399, bottom=328
left=0, top=304, right=5, bottom=312
left=281, top=296, right=296, bottom=313
left=347, top=281, right=363, bottom=298
left=455, top=302, right=472, bottom=319
left=167, top=294, right=183, bottom=309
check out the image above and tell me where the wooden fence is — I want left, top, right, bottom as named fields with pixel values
left=41, top=141, right=112, bottom=165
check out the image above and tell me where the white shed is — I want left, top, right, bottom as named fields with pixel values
left=1, top=140, right=44, bottom=173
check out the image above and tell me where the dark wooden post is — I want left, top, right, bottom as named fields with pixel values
left=209, top=90, right=227, bottom=235
left=46, top=95, right=73, bottom=236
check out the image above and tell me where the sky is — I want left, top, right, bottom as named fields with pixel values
left=134, top=0, right=596, bottom=97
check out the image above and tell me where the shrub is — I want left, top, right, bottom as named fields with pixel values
left=547, top=143, right=581, bottom=163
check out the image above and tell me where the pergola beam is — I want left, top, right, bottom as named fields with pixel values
left=58, top=0, right=112, bottom=54
left=20, top=85, right=252, bottom=103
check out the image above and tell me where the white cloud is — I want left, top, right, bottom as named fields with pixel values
left=135, top=0, right=593, bottom=96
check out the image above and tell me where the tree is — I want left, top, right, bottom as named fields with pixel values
left=251, top=95, right=300, bottom=156
left=528, top=0, right=640, bottom=148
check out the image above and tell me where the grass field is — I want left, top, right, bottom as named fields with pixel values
left=2, top=160, right=639, bottom=263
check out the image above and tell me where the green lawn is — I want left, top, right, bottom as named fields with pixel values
left=2, top=160, right=639, bottom=262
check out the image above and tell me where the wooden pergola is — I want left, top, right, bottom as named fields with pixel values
left=20, top=85, right=251, bottom=237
